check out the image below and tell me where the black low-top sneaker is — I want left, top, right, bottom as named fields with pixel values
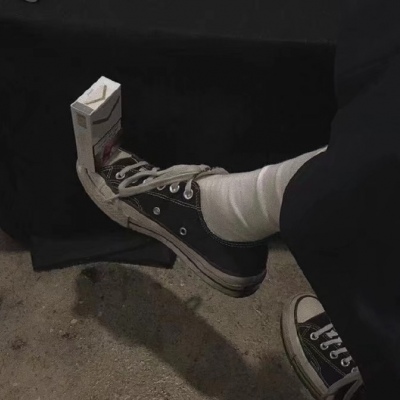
left=281, top=293, right=364, bottom=400
left=325, top=374, right=365, bottom=400
left=77, top=149, right=268, bottom=297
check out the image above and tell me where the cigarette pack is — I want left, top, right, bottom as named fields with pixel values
left=71, top=76, right=122, bottom=172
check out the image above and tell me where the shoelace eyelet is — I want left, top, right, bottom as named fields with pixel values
left=320, top=343, right=329, bottom=351
left=341, top=359, right=351, bottom=368
left=170, top=184, right=180, bottom=194
left=157, top=186, right=166, bottom=191
left=153, top=207, right=161, bottom=216
left=310, top=333, right=319, bottom=341
left=183, top=189, right=194, bottom=200
left=179, top=227, right=187, bottom=236
left=330, top=351, right=338, bottom=360
left=116, top=172, right=125, bottom=180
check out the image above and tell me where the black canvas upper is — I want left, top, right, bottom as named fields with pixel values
left=99, top=156, right=269, bottom=279
left=295, top=304, right=357, bottom=388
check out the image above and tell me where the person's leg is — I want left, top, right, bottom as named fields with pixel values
left=281, top=138, right=400, bottom=398
left=280, top=0, right=400, bottom=394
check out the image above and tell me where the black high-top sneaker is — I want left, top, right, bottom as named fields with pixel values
left=281, top=293, right=364, bottom=400
left=77, top=149, right=268, bottom=297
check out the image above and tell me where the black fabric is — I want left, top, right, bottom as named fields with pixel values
left=1, top=0, right=338, bottom=43
left=0, top=23, right=177, bottom=269
left=280, top=1, right=400, bottom=398
left=0, top=0, right=337, bottom=269
left=30, top=231, right=176, bottom=271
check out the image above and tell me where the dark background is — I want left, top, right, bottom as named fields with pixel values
left=0, top=0, right=338, bottom=264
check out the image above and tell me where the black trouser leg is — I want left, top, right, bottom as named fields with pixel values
left=281, top=146, right=400, bottom=398
left=280, top=2, right=400, bottom=397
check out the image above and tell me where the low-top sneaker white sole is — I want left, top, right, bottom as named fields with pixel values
left=77, top=149, right=268, bottom=297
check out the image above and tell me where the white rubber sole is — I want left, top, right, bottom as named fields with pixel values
left=281, top=294, right=328, bottom=399
left=77, top=164, right=266, bottom=297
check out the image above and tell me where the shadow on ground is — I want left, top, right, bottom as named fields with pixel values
left=73, top=265, right=303, bottom=400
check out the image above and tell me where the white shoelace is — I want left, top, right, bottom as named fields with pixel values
left=109, top=161, right=228, bottom=199
left=311, top=323, right=355, bottom=369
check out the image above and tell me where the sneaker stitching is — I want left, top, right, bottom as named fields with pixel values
left=101, top=178, right=142, bottom=211
left=117, top=191, right=265, bottom=272
left=121, top=192, right=240, bottom=271
left=300, top=322, right=344, bottom=350
left=301, top=334, right=348, bottom=378
left=108, top=179, right=122, bottom=186
left=303, top=346, right=330, bottom=387
left=300, top=322, right=343, bottom=342
left=112, top=182, right=268, bottom=249
left=125, top=196, right=143, bottom=211
left=120, top=193, right=198, bottom=221
left=299, top=322, right=351, bottom=378
left=104, top=175, right=200, bottom=211
left=146, top=191, right=200, bottom=210
left=304, top=337, right=345, bottom=372
left=301, top=322, right=329, bottom=331
left=104, top=167, right=268, bottom=249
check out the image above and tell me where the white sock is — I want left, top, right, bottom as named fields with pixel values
left=198, top=146, right=327, bottom=242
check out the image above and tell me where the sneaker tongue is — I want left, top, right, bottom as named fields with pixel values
left=110, top=157, right=140, bottom=167
left=306, top=311, right=332, bottom=327
left=105, top=149, right=143, bottom=168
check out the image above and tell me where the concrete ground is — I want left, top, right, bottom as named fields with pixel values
left=0, top=230, right=314, bottom=400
